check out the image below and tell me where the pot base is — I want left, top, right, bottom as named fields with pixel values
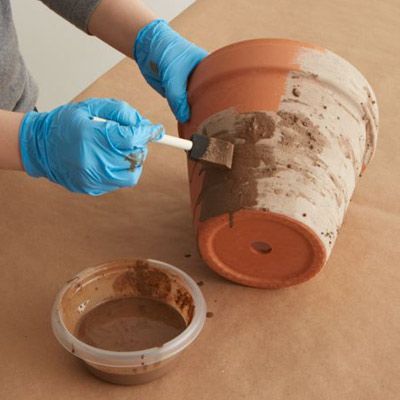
left=198, top=209, right=326, bottom=288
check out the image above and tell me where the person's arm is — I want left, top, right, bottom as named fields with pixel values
left=0, top=110, right=24, bottom=170
left=40, top=0, right=207, bottom=122
left=88, top=0, right=156, bottom=57
left=89, top=0, right=207, bottom=122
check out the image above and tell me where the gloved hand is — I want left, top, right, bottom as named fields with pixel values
left=19, top=98, right=164, bottom=195
left=134, top=19, right=207, bottom=123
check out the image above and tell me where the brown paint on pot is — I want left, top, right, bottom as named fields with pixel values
left=178, top=39, right=379, bottom=289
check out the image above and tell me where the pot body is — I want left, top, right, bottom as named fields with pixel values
left=178, top=39, right=379, bottom=288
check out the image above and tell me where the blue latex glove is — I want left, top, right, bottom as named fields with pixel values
left=19, top=98, right=164, bottom=196
left=134, top=19, right=207, bottom=123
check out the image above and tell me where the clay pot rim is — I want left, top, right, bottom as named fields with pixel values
left=207, top=38, right=324, bottom=56
left=187, top=38, right=322, bottom=97
left=51, top=259, right=207, bottom=367
left=198, top=209, right=327, bottom=289
left=186, top=38, right=379, bottom=167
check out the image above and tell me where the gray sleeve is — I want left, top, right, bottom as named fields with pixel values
left=39, top=0, right=103, bottom=32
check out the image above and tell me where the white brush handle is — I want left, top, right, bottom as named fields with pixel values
left=157, top=134, right=193, bottom=151
left=92, top=116, right=193, bottom=151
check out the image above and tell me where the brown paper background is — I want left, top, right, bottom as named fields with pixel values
left=1, top=0, right=399, bottom=398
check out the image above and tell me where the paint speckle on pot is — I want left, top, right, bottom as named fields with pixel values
left=277, top=111, right=327, bottom=154
left=292, top=88, right=301, bottom=97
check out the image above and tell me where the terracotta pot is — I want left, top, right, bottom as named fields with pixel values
left=178, top=39, right=379, bottom=288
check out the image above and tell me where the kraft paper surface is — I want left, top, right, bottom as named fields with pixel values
left=1, top=0, right=399, bottom=398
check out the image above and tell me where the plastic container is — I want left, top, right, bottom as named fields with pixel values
left=52, top=259, right=207, bottom=385
left=178, top=39, right=379, bottom=288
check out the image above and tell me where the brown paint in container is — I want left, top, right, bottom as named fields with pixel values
left=75, top=297, right=187, bottom=352
left=52, top=259, right=206, bottom=385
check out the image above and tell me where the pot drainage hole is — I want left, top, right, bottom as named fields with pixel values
left=251, top=241, right=272, bottom=255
